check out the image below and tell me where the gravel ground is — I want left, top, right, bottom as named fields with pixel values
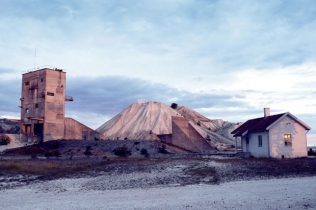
left=1, top=140, right=316, bottom=209
left=0, top=176, right=315, bottom=210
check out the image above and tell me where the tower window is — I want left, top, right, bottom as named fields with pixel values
left=47, top=92, right=54, bottom=96
left=35, top=103, right=38, bottom=108
left=25, top=108, right=29, bottom=113
left=25, top=81, right=29, bottom=86
left=41, top=78, right=44, bottom=82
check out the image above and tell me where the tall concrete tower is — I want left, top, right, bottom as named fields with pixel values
left=20, top=68, right=73, bottom=143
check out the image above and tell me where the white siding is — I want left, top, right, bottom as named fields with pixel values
left=242, top=132, right=269, bottom=157
left=269, top=116, right=307, bottom=158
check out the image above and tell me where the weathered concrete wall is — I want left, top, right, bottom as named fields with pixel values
left=43, top=69, right=66, bottom=142
left=172, top=118, right=200, bottom=152
left=170, top=117, right=214, bottom=153
left=21, top=68, right=67, bottom=142
left=64, top=118, right=103, bottom=140
left=187, top=121, right=214, bottom=153
left=157, top=134, right=172, bottom=143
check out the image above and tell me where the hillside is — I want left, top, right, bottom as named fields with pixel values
left=96, top=102, right=180, bottom=140
left=97, top=102, right=239, bottom=148
left=0, top=119, right=20, bottom=134
left=175, top=106, right=239, bottom=144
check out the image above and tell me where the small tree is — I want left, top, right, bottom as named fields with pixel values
left=0, top=134, right=11, bottom=145
left=84, top=146, right=92, bottom=157
left=171, top=103, right=178, bottom=109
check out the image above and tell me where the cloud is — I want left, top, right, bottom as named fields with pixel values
left=0, top=78, right=20, bottom=113
left=0, top=0, right=315, bottom=130
left=65, top=75, right=247, bottom=118
left=2, top=0, right=316, bottom=81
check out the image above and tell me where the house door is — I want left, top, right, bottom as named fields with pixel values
left=246, top=137, right=249, bottom=152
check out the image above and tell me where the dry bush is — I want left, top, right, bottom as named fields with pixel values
left=113, top=145, right=131, bottom=157
left=0, top=134, right=11, bottom=145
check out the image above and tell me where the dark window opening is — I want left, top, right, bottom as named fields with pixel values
left=34, top=124, right=43, bottom=135
left=41, top=78, right=44, bottom=82
left=47, top=92, right=54, bottom=96
left=258, top=135, right=262, bottom=147
left=25, top=108, right=29, bottom=113
left=35, top=103, right=38, bottom=108
left=25, top=81, right=29, bottom=86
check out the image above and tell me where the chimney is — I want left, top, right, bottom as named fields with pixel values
left=264, top=108, right=270, bottom=118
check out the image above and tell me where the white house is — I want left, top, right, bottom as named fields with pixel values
left=231, top=108, right=311, bottom=158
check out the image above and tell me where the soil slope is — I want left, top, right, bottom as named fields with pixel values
left=96, top=102, right=239, bottom=147
left=96, top=102, right=180, bottom=140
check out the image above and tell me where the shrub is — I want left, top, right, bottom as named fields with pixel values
left=0, top=134, right=11, bottom=145
left=45, top=150, right=61, bottom=158
left=171, top=103, right=178, bottom=109
left=53, top=150, right=61, bottom=157
left=308, top=148, right=316, bottom=156
left=158, top=145, right=169, bottom=154
left=31, top=154, right=38, bottom=159
left=84, top=146, right=92, bottom=157
left=44, top=151, right=53, bottom=158
left=113, top=145, right=131, bottom=157
left=140, top=148, right=149, bottom=157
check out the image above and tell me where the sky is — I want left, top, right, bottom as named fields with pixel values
left=0, top=0, right=316, bottom=145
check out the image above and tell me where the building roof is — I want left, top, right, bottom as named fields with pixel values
left=231, top=112, right=311, bottom=137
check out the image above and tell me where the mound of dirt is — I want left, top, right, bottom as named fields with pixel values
left=96, top=102, right=240, bottom=147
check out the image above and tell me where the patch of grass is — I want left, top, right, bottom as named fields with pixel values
left=184, top=166, right=219, bottom=184
left=0, top=159, right=111, bottom=179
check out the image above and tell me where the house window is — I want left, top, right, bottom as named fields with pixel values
left=47, top=92, right=54, bottom=96
left=41, top=78, right=44, bottom=82
left=258, top=135, right=262, bottom=147
left=284, top=134, right=292, bottom=146
left=25, top=81, right=29, bottom=86
left=35, top=103, right=38, bottom=108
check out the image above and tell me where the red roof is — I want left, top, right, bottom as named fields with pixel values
left=231, top=113, right=285, bottom=137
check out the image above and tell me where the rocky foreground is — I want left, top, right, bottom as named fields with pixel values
left=0, top=156, right=316, bottom=210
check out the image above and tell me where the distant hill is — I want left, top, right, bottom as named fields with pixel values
left=96, top=102, right=240, bottom=148
left=0, top=119, right=20, bottom=134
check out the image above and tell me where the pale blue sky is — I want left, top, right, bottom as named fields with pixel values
left=0, top=0, right=315, bottom=143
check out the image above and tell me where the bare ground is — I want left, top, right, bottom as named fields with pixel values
left=1, top=140, right=316, bottom=192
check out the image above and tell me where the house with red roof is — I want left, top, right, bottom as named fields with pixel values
left=231, top=108, right=311, bottom=158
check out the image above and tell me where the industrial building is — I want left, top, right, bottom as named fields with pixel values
left=20, top=67, right=102, bottom=143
